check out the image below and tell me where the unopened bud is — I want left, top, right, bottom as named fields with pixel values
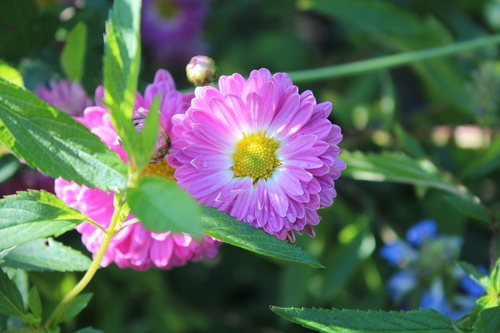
left=186, top=55, right=218, bottom=86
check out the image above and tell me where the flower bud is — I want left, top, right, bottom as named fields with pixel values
left=186, top=55, right=218, bottom=86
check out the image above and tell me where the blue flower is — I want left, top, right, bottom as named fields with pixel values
left=379, top=240, right=418, bottom=266
left=380, top=219, right=485, bottom=320
left=459, top=266, right=487, bottom=297
left=405, top=219, right=437, bottom=247
left=388, top=269, right=417, bottom=302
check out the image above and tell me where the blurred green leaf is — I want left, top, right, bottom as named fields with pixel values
left=462, top=135, right=500, bottom=179
left=458, top=261, right=491, bottom=290
left=0, top=154, right=21, bottom=183
left=443, top=195, right=490, bottom=223
left=271, top=307, right=460, bottom=332
left=0, top=60, right=23, bottom=87
left=319, top=216, right=373, bottom=302
left=126, top=176, right=202, bottom=236
left=393, top=123, right=426, bottom=159
left=27, top=286, right=41, bottom=319
left=341, top=150, right=472, bottom=200
left=61, top=22, right=87, bottom=82
left=103, top=0, right=148, bottom=172
left=0, top=269, right=25, bottom=317
left=472, top=306, right=500, bottom=333
left=0, top=190, right=86, bottom=250
left=201, top=206, right=323, bottom=268
left=308, top=0, right=474, bottom=114
left=0, top=79, right=127, bottom=192
left=2, top=238, right=92, bottom=272
left=278, top=264, right=314, bottom=308
left=48, top=293, right=93, bottom=327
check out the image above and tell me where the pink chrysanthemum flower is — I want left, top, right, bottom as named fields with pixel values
left=35, top=78, right=93, bottom=117
left=168, top=68, right=345, bottom=241
left=54, top=69, right=221, bottom=270
left=141, top=0, right=212, bottom=65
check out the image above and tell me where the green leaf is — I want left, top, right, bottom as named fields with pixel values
left=319, top=216, right=373, bottom=301
left=393, top=123, right=426, bottom=159
left=462, top=135, right=500, bottom=179
left=126, top=176, right=202, bottom=236
left=341, top=150, right=475, bottom=200
left=27, top=286, right=41, bottom=319
left=103, top=0, right=146, bottom=171
left=0, top=79, right=127, bottom=192
left=443, top=195, right=490, bottom=224
left=469, top=295, right=499, bottom=327
left=138, top=96, right=161, bottom=168
left=201, top=206, right=323, bottom=268
left=0, top=248, right=14, bottom=263
left=48, top=293, right=93, bottom=327
left=271, top=307, right=460, bottom=333
left=458, top=261, right=491, bottom=290
left=60, top=22, right=87, bottom=82
left=0, top=154, right=21, bottom=183
left=0, top=269, right=25, bottom=317
left=490, top=259, right=500, bottom=295
left=2, top=238, right=92, bottom=272
left=0, top=60, right=23, bottom=87
left=472, top=306, right=500, bottom=333
left=0, top=190, right=86, bottom=250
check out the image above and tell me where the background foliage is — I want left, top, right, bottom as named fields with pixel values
left=1, top=0, right=500, bottom=332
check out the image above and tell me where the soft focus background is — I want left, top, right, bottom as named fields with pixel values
left=1, top=0, right=499, bottom=332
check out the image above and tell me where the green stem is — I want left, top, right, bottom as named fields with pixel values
left=44, top=193, right=127, bottom=330
left=288, top=34, right=500, bottom=83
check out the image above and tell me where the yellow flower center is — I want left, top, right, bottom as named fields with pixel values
left=141, top=159, right=176, bottom=181
left=231, top=131, right=281, bottom=182
left=156, top=0, right=179, bottom=19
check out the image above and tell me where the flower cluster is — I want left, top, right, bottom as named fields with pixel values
left=54, top=68, right=344, bottom=270
left=380, top=220, right=485, bottom=319
left=54, top=70, right=221, bottom=270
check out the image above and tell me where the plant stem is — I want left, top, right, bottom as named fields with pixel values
left=490, top=214, right=499, bottom=271
left=288, top=34, right=500, bottom=83
left=44, top=193, right=127, bottom=330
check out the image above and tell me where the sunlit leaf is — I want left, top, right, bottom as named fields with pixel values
left=472, top=306, right=500, bottom=333
left=2, top=238, right=92, bottom=272
left=0, top=79, right=127, bottom=191
left=0, top=190, right=86, bottom=250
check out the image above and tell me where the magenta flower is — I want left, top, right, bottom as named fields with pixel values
left=141, top=0, right=212, bottom=65
left=168, top=68, right=345, bottom=241
left=35, top=79, right=93, bottom=117
left=54, top=69, right=221, bottom=270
